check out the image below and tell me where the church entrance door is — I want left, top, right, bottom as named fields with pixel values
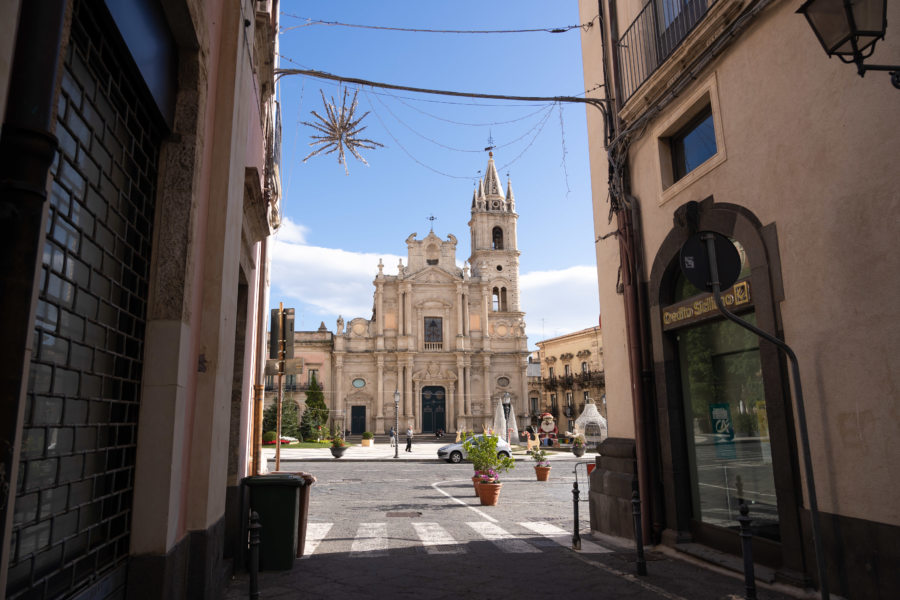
left=350, top=406, right=366, bottom=435
left=421, top=386, right=446, bottom=433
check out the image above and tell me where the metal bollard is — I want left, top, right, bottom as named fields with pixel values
left=249, top=511, right=261, bottom=600
left=632, top=490, right=647, bottom=576
left=738, top=502, right=757, bottom=600
left=572, top=481, right=582, bottom=550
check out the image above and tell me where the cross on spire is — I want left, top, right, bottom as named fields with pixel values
left=484, top=130, right=495, bottom=153
left=428, top=214, right=436, bottom=232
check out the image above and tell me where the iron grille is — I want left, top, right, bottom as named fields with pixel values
left=7, top=1, right=163, bottom=597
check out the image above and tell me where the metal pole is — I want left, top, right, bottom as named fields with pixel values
left=394, top=390, right=400, bottom=459
left=632, top=490, right=647, bottom=575
left=572, top=481, right=582, bottom=550
left=738, top=502, right=757, bottom=600
left=702, top=234, right=828, bottom=600
left=276, top=303, right=284, bottom=471
left=249, top=511, right=261, bottom=600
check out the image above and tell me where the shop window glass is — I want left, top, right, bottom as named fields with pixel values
left=676, top=313, right=780, bottom=541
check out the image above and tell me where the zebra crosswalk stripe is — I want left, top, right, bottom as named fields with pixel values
left=519, top=521, right=613, bottom=553
left=466, top=521, right=541, bottom=553
left=413, top=522, right=466, bottom=554
left=303, top=521, right=610, bottom=558
left=351, top=522, right=389, bottom=556
left=301, top=522, right=333, bottom=559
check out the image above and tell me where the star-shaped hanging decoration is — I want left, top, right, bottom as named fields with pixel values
left=302, top=88, right=383, bottom=175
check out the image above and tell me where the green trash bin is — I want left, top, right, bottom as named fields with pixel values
left=243, top=474, right=307, bottom=570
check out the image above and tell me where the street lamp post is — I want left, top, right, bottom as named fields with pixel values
left=502, top=392, right=511, bottom=442
left=394, top=389, right=400, bottom=459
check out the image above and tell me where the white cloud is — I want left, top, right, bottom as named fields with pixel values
left=272, top=217, right=309, bottom=244
left=520, top=266, right=600, bottom=344
left=269, top=227, right=599, bottom=341
left=269, top=230, right=403, bottom=330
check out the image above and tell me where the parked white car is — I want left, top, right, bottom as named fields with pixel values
left=437, top=435, right=512, bottom=463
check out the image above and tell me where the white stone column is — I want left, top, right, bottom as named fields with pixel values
left=482, top=356, right=491, bottom=419
left=464, top=362, right=472, bottom=414
left=449, top=383, right=457, bottom=430
left=404, top=284, right=413, bottom=338
left=334, top=355, right=344, bottom=417
left=482, top=288, right=490, bottom=338
left=405, top=358, right=414, bottom=420
left=456, top=285, right=464, bottom=336
left=376, top=354, right=384, bottom=417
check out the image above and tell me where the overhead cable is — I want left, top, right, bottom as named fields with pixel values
left=275, top=68, right=609, bottom=119
left=280, top=13, right=598, bottom=35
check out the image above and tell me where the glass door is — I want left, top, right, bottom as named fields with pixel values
left=676, top=314, right=780, bottom=541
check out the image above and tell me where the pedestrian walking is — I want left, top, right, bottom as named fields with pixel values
left=405, top=427, right=413, bottom=452
left=389, top=426, right=396, bottom=447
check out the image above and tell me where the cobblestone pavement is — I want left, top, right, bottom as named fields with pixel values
left=227, top=449, right=813, bottom=600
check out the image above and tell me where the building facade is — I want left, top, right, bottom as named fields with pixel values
left=263, top=325, right=334, bottom=422
left=293, top=153, right=530, bottom=435
left=0, top=1, right=281, bottom=598
left=579, top=1, right=899, bottom=597
left=534, top=326, right=606, bottom=437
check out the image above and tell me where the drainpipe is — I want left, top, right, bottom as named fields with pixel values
left=251, top=238, right=268, bottom=475
left=604, top=0, right=654, bottom=546
left=0, top=0, right=69, bottom=590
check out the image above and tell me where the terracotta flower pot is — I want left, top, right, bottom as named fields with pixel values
left=478, top=482, right=502, bottom=506
left=534, top=465, right=551, bottom=481
left=472, top=475, right=482, bottom=496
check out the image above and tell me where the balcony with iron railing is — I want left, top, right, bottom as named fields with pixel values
left=618, top=0, right=719, bottom=103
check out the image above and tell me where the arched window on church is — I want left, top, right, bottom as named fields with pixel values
left=492, top=226, right=504, bottom=250
left=492, top=287, right=500, bottom=311
left=501, top=287, right=508, bottom=311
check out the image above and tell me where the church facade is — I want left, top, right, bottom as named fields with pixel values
left=309, top=153, right=529, bottom=435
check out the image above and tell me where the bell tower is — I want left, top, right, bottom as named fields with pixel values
left=468, top=152, right=520, bottom=313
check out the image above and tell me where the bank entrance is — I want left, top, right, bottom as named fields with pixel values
left=647, top=200, right=805, bottom=574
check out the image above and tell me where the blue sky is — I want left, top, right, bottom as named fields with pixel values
left=271, top=1, right=601, bottom=347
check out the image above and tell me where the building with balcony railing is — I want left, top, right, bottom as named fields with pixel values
left=534, top=326, right=605, bottom=434
left=579, top=1, right=899, bottom=595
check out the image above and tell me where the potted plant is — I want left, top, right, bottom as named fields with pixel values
left=464, top=434, right=515, bottom=505
left=330, top=428, right=347, bottom=458
left=529, top=446, right=551, bottom=481
left=571, top=434, right=586, bottom=457
left=361, top=431, right=374, bottom=447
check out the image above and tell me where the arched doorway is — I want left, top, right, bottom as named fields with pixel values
left=648, top=198, right=804, bottom=572
left=421, top=386, right=446, bottom=433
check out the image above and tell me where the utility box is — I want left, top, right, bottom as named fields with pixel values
left=243, top=473, right=308, bottom=570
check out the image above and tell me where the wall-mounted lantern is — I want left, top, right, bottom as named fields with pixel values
left=798, top=0, right=899, bottom=88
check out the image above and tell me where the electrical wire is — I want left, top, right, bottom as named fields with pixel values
left=361, top=89, right=477, bottom=181
left=369, top=92, right=555, bottom=153
left=280, top=12, right=598, bottom=35
left=386, top=91, right=552, bottom=126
